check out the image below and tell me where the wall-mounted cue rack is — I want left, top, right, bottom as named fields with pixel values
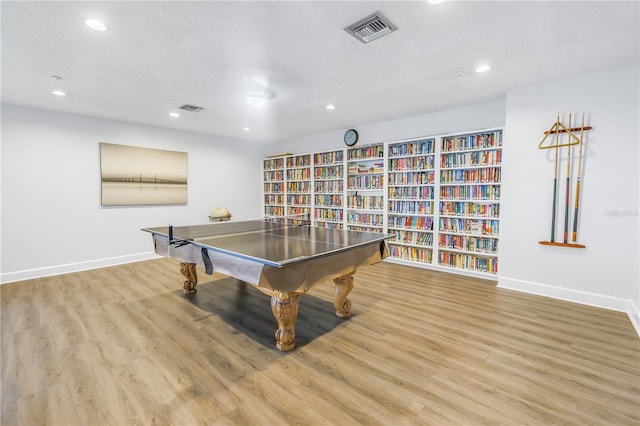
left=538, top=113, right=592, bottom=249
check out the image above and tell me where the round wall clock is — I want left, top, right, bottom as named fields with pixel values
left=344, top=129, right=359, bottom=146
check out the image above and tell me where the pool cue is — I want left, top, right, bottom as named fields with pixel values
left=550, top=114, right=561, bottom=242
left=572, top=113, right=586, bottom=243
left=563, top=113, right=573, bottom=244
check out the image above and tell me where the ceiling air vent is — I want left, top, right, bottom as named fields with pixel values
left=344, top=12, right=397, bottom=44
left=179, top=104, right=204, bottom=112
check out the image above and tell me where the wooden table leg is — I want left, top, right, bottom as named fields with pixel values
left=179, top=262, right=198, bottom=294
left=333, top=272, right=354, bottom=318
left=270, top=292, right=300, bottom=351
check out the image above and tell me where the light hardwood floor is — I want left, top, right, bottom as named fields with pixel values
left=2, top=258, right=639, bottom=425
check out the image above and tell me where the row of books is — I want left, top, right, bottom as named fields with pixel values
left=347, top=175, right=384, bottom=189
left=315, top=194, right=343, bottom=206
left=263, top=170, right=284, bottom=181
left=347, top=213, right=383, bottom=227
left=389, top=245, right=433, bottom=263
left=440, top=201, right=500, bottom=218
left=270, top=161, right=499, bottom=183
left=267, top=200, right=496, bottom=219
left=287, top=182, right=311, bottom=193
left=388, top=200, right=434, bottom=215
left=270, top=189, right=496, bottom=202
left=287, top=194, right=311, bottom=206
left=264, top=183, right=283, bottom=193
left=347, top=145, right=384, bottom=160
left=347, top=162, right=384, bottom=174
left=388, top=139, right=435, bottom=157
left=287, top=169, right=312, bottom=181
left=314, top=166, right=343, bottom=179
left=390, top=230, right=433, bottom=246
left=439, top=184, right=501, bottom=200
left=388, top=215, right=433, bottom=230
left=269, top=154, right=500, bottom=182
left=287, top=207, right=310, bottom=216
left=389, top=156, right=435, bottom=171
left=265, top=206, right=285, bottom=216
left=286, top=155, right=312, bottom=168
left=264, top=194, right=284, bottom=205
left=438, top=234, right=499, bottom=254
left=440, top=167, right=501, bottom=184
left=347, top=195, right=384, bottom=210
left=348, top=225, right=383, bottom=233
left=438, top=251, right=498, bottom=274
left=388, top=186, right=434, bottom=199
left=270, top=150, right=499, bottom=173
left=314, top=150, right=343, bottom=165
left=315, top=181, right=343, bottom=193
left=439, top=218, right=499, bottom=235
left=388, top=171, right=435, bottom=185
left=315, top=221, right=343, bottom=229
left=441, top=131, right=503, bottom=152
left=263, top=158, right=284, bottom=170
left=314, top=208, right=344, bottom=221
left=441, top=149, right=502, bottom=168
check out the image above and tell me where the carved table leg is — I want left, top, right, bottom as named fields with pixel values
left=333, top=272, right=354, bottom=318
left=179, top=262, right=198, bottom=294
left=270, top=292, right=300, bottom=351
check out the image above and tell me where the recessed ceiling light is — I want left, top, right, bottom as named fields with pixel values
left=85, top=20, right=109, bottom=31
left=51, top=90, right=67, bottom=96
left=427, top=0, right=447, bottom=4
left=243, top=127, right=250, bottom=131
left=247, top=96, right=267, bottom=107
left=326, top=104, right=336, bottom=110
left=475, top=64, right=491, bottom=73
left=169, top=112, right=180, bottom=117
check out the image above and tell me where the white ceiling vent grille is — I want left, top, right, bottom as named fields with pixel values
left=179, top=104, right=204, bottom=112
left=344, top=12, right=397, bottom=44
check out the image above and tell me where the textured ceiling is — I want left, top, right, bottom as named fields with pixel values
left=2, top=1, right=638, bottom=143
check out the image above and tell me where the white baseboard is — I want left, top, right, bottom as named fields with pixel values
left=0, top=252, right=159, bottom=284
left=498, top=276, right=640, bottom=338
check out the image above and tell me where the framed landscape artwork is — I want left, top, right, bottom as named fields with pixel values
left=100, top=143, right=188, bottom=206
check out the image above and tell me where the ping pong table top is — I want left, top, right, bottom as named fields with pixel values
left=142, top=219, right=392, bottom=268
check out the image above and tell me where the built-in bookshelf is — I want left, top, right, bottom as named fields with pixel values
left=261, top=127, right=503, bottom=279
left=313, top=150, right=344, bottom=229
left=438, top=130, right=502, bottom=275
left=263, top=157, right=285, bottom=218
left=346, top=144, right=385, bottom=233
left=387, top=138, right=436, bottom=264
left=285, top=154, right=312, bottom=219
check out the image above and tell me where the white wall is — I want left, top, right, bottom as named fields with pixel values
left=1, top=104, right=264, bottom=282
left=266, top=100, right=506, bottom=156
left=498, top=65, right=639, bottom=333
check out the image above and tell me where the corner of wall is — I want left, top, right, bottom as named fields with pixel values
left=629, top=300, right=640, bottom=338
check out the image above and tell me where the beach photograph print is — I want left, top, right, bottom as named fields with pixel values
left=100, top=143, right=188, bottom=206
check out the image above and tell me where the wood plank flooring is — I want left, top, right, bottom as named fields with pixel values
left=2, top=258, right=638, bottom=425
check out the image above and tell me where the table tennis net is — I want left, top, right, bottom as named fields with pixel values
left=264, top=213, right=311, bottom=226
left=169, top=214, right=310, bottom=242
